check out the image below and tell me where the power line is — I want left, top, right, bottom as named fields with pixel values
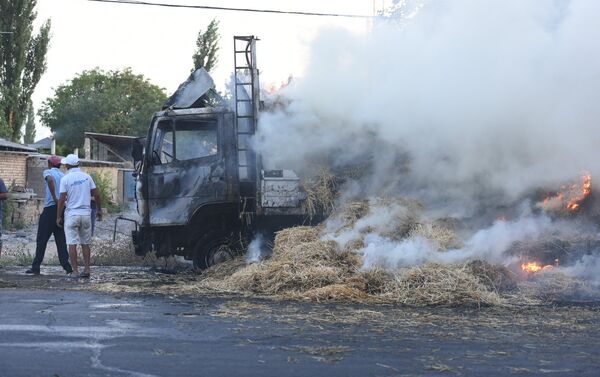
left=87, top=0, right=371, bottom=18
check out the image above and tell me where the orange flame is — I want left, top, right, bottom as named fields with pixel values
left=566, top=173, right=592, bottom=210
left=521, top=259, right=559, bottom=273
left=265, top=75, right=293, bottom=94
left=539, top=173, right=591, bottom=212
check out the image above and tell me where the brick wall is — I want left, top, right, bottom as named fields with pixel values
left=26, top=155, right=48, bottom=198
left=0, top=152, right=28, bottom=189
left=3, top=198, right=43, bottom=228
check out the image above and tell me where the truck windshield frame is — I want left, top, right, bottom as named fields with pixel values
left=152, top=119, right=174, bottom=165
left=174, top=118, right=219, bottom=162
left=149, top=116, right=220, bottom=165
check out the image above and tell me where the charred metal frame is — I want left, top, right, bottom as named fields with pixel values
left=130, top=36, right=312, bottom=268
left=234, top=36, right=262, bottom=222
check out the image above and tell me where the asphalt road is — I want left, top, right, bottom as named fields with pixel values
left=1, top=287, right=600, bottom=377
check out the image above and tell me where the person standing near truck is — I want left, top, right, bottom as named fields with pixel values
left=26, top=156, right=73, bottom=275
left=56, top=154, right=102, bottom=278
left=0, top=177, right=8, bottom=266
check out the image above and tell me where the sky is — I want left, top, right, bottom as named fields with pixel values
left=31, top=0, right=376, bottom=140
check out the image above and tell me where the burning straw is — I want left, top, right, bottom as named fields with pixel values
left=375, top=263, right=503, bottom=307
left=519, top=269, right=596, bottom=301
left=205, top=228, right=361, bottom=296
left=301, top=168, right=338, bottom=218
left=84, top=196, right=588, bottom=307
left=198, top=200, right=513, bottom=307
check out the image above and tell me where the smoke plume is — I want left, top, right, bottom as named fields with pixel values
left=246, top=234, right=267, bottom=264
left=256, top=0, right=600, bottom=216
left=253, top=0, right=600, bottom=291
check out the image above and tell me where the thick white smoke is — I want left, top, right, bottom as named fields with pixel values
left=561, top=254, right=600, bottom=287
left=360, top=214, right=563, bottom=268
left=326, top=200, right=559, bottom=269
left=255, top=0, right=600, bottom=217
left=246, top=234, right=267, bottom=264
left=253, top=0, right=600, bottom=290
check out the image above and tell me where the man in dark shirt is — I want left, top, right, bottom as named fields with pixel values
left=26, top=156, right=73, bottom=275
left=0, top=177, right=8, bottom=265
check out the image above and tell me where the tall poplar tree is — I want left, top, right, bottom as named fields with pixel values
left=23, top=100, right=35, bottom=144
left=192, top=19, right=220, bottom=73
left=0, top=0, right=50, bottom=141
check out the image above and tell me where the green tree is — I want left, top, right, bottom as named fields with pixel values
left=38, top=68, right=167, bottom=152
left=23, top=100, right=36, bottom=143
left=192, top=19, right=220, bottom=73
left=0, top=0, right=50, bottom=141
left=0, top=109, right=7, bottom=138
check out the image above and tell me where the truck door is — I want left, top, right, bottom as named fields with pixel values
left=146, top=115, right=227, bottom=226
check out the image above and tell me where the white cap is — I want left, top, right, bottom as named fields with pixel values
left=61, top=154, right=80, bottom=166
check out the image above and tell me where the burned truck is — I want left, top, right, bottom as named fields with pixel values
left=128, top=36, right=309, bottom=269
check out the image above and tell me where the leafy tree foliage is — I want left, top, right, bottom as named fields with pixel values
left=23, top=100, right=35, bottom=144
left=192, top=19, right=220, bottom=73
left=39, top=68, right=167, bottom=152
left=0, top=0, right=50, bottom=141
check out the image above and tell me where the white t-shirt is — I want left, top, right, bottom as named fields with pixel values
left=59, top=168, right=97, bottom=216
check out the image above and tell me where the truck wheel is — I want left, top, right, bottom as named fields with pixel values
left=192, top=233, right=241, bottom=270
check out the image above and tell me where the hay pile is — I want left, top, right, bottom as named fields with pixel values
left=373, top=263, right=503, bottom=306
left=198, top=197, right=596, bottom=306
left=332, top=200, right=370, bottom=228
left=466, top=260, right=517, bottom=292
left=199, top=237, right=506, bottom=306
left=325, top=197, right=426, bottom=241
left=200, top=227, right=361, bottom=296
left=199, top=200, right=514, bottom=307
left=409, top=223, right=462, bottom=250
left=301, top=169, right=338, bottom=218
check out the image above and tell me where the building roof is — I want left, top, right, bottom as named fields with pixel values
left=0, top=138, right=36, bottom=152
left=27, top=153, right=128, bottom=168
left=28, top=136, right=53, bottom=149
left=84, top=132, right=141, bottom=147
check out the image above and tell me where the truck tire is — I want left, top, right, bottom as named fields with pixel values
left=192, top=232, right=242, bottom=270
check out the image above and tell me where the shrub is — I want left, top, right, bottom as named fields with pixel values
left=1, top=199, right=14, bottom=229
left=1, top=179, right=17, bottom=229
left=90, top=171, right=120, bottom=213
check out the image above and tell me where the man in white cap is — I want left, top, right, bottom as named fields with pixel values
left=56, top=154, right=102, bottom=278
left=26, top=156, right=73, bottom=275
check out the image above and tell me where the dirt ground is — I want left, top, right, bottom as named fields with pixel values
left=0, top=213, right=180, bottom=268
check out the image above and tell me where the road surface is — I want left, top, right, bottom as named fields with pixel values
left=0, top=267, right=600, bottom=377
left=1, top=284, right=599, bottom=376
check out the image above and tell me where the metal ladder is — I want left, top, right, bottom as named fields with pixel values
left=233, top=36, right=261, bottom=222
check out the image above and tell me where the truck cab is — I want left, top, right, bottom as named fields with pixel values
left=129, top=37, right=309, bottom=269
left=140, top=107, right=238, bottom=228
left=134, top=105, right=244, bottom=268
